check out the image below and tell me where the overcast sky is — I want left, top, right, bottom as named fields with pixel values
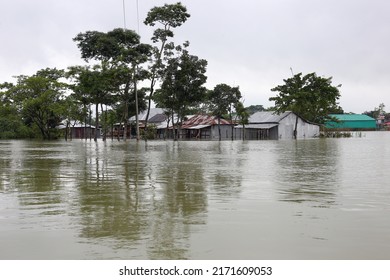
left=1, top=0, right=390, bottom=113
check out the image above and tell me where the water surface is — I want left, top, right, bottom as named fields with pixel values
left=1, top=132, right=390, bottom=259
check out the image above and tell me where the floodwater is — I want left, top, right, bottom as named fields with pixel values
left=1, top=132, right=390, bottom=260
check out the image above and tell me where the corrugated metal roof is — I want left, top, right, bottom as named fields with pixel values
left=181, top=115, right=232, bottom=128
left=249, top=111, right=292, bottom=123
left=329, top=114, right=376, bottom=121
left=57, top=121, right=95, bottom=129
left=130, top=108, right=165, bottom=121
left=239, top=123, right=278, bottom=129
left=189, top=124, right=211, bottom=129
left=149, top=113, right=167, bottom=123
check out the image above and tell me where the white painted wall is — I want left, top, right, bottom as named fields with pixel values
left=279, top=113, right=320, bottom=139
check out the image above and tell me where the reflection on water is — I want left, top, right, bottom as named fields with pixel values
left=276, top=140, right=339, bottom=207
left=1, top=133, right=390, bottom=259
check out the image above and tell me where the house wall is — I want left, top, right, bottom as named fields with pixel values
left=233, top=127, right=276, bottom=140
left=235, top=113, right=320, bottom=140
left=210, top=125, right=233, bottom=140
left=279, top=114, right=320, bottom=139
left=70, top=127, right=97, bottom=139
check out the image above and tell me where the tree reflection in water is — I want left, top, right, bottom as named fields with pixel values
left=276, top=139, right=340, bottom=208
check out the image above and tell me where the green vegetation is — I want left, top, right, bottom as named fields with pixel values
left=207, top=84, right=242, bottom=141
left=1, top=2, right=242, bottom=140
left=269, top=72, right=343, bottom=124
left=153, top=42, right=208, bottom=140
left=1, top=69, right=67, bottom=139
left=1, top=3, right=353, bottom=141
left=143, top=2, right=191, bottom=129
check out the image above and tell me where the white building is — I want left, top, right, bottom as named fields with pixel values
left=235, top=111, right=320, bottom=140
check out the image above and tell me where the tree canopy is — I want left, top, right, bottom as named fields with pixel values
left=269, top=72, right=343, bottom=124
left=72, top=28, right=152, bottom=140
left=2, top=3, right=352, bottom=141
left=207, top=83, right=242, bottom=140
left=5, top=68, right=67, bottom=139
left=153, top=43, right=207, bottom=139
left=143, top=2, right=191, bottom=127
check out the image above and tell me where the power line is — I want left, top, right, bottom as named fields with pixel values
left=136, top=0, right=140, bottom=34
left=123, top=0, right=140, bottom=34
left=122, top=0, right=127, bottom=30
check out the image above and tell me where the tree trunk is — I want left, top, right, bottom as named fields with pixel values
left=94, top=102, right=99, bottom=142
left=123, top=109, right=128, bottom=142
left=218, top=116, right=221, bottom=141
left=101, top=103, right=106, bottom=141
left=294, top=114, right=299, bottom=139
left=64, top=121, right=69, bottom=141
left=89, top=105, right=92, bottom=141
left=230, top=111, right=234, bottom=141
left=145, top=38, right=167, bottom=130
left=134, top=69, right=140, bottom=142
left=83, top=103, right=87, bottom=140
left=173, top=115, right=179, bottom=141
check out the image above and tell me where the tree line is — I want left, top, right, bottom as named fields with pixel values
left=0, top=3, right=248, bottom=140
left=0, top=3, right=345, bottom=140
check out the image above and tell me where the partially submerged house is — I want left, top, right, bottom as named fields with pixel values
left=235, top=111, right=320, bottom=140
left=178, top=115, right=233, bottom=140
left=58, top=121, right=99, bottom=139
left=130, top=108, right=166, bottom=128
left=125, top=108, right=169, bottom=138
left=325, top=114, right=376, bottom=130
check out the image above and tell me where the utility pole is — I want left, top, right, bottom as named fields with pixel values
left=123, top=0, right=141, bottom=141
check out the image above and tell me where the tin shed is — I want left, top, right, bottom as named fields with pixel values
left=235, top=111, right=320, bottom=140
left=180, top=115, right=233, bottom=140
left=325, top=114, right=376, bottom=130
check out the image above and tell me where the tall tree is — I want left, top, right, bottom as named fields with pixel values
left=73, top=28, right=152, bottom=141
left=153, top=43, right=207, bottom=140
left=269, top=72, right=342, bottom=126
left=67, top=65, right=114, bottom=141
left=57, top=94, right=86, bottom=141
left=143, top=2, right=190, bottom=128
left=208, top=84, right=242, bottom=141
left=66, top=70, right=92, bottom=140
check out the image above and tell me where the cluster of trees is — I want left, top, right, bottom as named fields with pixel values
left=0, top=3, right=247, bottom=140
left=269, top=72, right=344, bottom=124
left=0, top=3, right=345, bottom=141
left=364, top=103, right=389, bottom=120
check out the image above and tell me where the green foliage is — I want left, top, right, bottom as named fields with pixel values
left=363, top=103, right=386, bottom=119
left=153, top=43, right=208, bottom=122
left=5, top=68, right=66, bottom=139
left=269, top=72, right=342, bottom=124
left=0, top=103, right=32, bottom=139
left=208, top=83, right=242, bottom=117
left=141, top=124, right=158, bottom=140
left=235, top=102, right=249, bottom=125
left=144, top=2, right=190, bottom=43
left=143, top=2, right=191, bottom=127
left=206, top=83, right=242, bottom=140
left=72, top=28, right=153, bottom=140
left=245, top=104, right=265, bottom=115
left=73, top=29, right=152, bottom=64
